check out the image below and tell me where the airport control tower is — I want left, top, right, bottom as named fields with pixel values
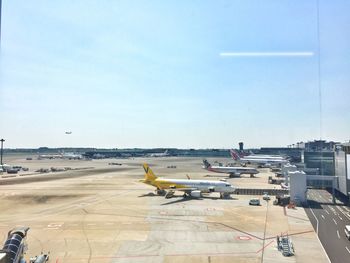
left=239, top=142, right=244, bottom=151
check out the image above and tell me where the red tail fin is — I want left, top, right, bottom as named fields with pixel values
left=230, top=149, right=240, bottom=160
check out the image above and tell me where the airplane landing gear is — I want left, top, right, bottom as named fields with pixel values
left=165, top=191, right=175, bottom=199
left=156, top=189, right=166, bottom=196
left=220, top=193, right=230, bottom=199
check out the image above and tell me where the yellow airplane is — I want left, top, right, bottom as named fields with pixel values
left=140, top=163, right=235, bottom=199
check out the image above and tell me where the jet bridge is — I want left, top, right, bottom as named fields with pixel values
left=289, top=171, right=338, bottom=205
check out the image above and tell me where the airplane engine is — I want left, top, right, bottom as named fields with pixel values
left=208, top=187, right=215, bottom=192
left=190, top=190, right=202, bottom=198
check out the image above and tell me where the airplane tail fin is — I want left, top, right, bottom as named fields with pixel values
left=202, top=159, right=211, bottom=169
left=230, top=149, right=241, bottom=160
left=142, top=163, right=157, bottom=182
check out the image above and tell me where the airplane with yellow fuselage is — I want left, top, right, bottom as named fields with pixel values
left=140, top=163, right=235, bottom=199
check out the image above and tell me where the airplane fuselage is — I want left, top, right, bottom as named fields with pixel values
left=146, top=178, right=235, bottom=194
left=205, top=165, right=258, bottom=175
left=239, top=157, right=288, bottom=165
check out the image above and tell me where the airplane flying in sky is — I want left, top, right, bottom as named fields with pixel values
left=202, top=159, right=259, bottom=177
left=140, top=163, right=235, bottom=199
left=230, top=149, right=289, bottom=166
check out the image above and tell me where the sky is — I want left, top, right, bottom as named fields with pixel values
left=0, top=0, right=349, bottom=149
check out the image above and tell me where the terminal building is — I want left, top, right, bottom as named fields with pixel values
left=294, top=141, right=350, bottom=200
left=303, top=151, right=335, bottom=188
left=334, top=143, right=350, bottom=198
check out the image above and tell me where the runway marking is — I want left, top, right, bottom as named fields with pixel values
left=325, top=210, right=330, bottom=215
left=332, top=218, right=337, bottom=225
left=255, top=240, right=274, bottom=253
left=346, top=247, right=350, bottom=254
left=237, top=236, right=252, bottom=241
left=321, top=215, right=325, bottom=219
left=338, top=216, right=343, bottom=221
left=47, top=223, right=63, bottom=230
left=337, top=230, right=340, bottom=239
left=335, top=206, right=350, bottom=220
left=54, top=250, right=258, bottom=261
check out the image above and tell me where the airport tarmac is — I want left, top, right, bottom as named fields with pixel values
left=0, top=155, right=329, bottom=262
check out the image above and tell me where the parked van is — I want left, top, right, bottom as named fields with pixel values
left=249, top=198, right=260, bottom=206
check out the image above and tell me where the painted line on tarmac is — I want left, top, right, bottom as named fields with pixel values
left=335, top=206, right=350, bottom=221
left=310, top=208, right=319, bottom=235
left=54, top=250, right=258, bottom=262
left=255, top=240, right=274, bottom=253
left=337, top=230, right=340, bottom=239
left=325, top=210, right=330, bottom=215
left=236, top=236, right=252, bottom=241
left=265, top=230, right=314, bottom=240
left=307, top=199, right=331, bottom=263
left=333, top=218, right=337, bottom=225
left=346, top=247, right=350, bottom=254
left=321, top=215, right=325, bottom=220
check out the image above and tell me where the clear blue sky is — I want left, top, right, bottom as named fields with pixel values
left=0, top=0, right=349, bottom=148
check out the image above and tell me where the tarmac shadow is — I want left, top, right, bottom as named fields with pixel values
left=138, top=192, right=158, bottom=197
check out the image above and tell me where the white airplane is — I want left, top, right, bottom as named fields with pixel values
left=230, top=149, right=288, bottom=166
left=38, top=154, right=63, bottom=159
left=62, top=152, right=83, bottom=160
left=244, top=151, right=286, bottom=160
left=202, top=159, right=259, bottom=177
left=140, top=163, right=235, bottom=199
left=148, top=150, right=170, bottom=157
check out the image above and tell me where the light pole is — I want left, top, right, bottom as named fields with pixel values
left=0, top=138, right=4, bottom=165
left=0, top=0, right=2, bottom=47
